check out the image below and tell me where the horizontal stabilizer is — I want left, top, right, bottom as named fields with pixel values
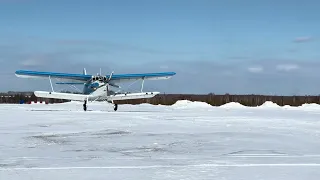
left=108, top=92, right=160, bottom=101
left=56, top=82, right=84, bottom=85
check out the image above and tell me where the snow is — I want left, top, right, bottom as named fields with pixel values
left=259, top=101, right=281, bottom=108
left=171, top=100, right=212, bottom=109
left=219, top=102, right=246, bottom=109
left=1, top=100, right=320, bottom=179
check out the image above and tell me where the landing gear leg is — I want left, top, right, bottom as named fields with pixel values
left=114, top=104, right=118, bottom=111
left=83, top=100, right=87, bottom=111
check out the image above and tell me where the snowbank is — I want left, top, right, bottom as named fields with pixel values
left=258, top=101, right=281, bottom=108
left=170, top=100, right=320, bottom=111
left=219, top=102, right=246, bottom=109
left=171, top=100, right=212, bottom=109
left=299, top=103, right=320, bottom=110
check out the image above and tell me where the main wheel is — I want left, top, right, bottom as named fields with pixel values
left=83, top=101, right=87, bottom=111
left=114, top=104, right=118, bottom=111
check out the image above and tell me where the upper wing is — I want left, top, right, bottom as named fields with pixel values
left=15, top=70, right=92, bottom=82
left=108, top=72, right=176, bottom=83
left=15, top=70, right=176, bottom=84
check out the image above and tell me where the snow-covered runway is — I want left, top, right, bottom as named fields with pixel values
left=1, top=100, right=320, bottom=180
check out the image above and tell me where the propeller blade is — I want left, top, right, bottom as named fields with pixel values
left=109, top=83, right=121, bottom=88
left=108, top=71, right=114, bottom=81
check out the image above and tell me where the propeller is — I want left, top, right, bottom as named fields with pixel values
left=100, top=71, right=121, bottom=89
left=107, top=71, right=114, bottom=81
left=90, top=69, right=121, bottom=92
left=105, top=71, right=121, bottom=88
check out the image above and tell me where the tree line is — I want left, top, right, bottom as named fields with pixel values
left=1, top=91, right=320, bottom=107
left=114, top=93, right=320, bottom=107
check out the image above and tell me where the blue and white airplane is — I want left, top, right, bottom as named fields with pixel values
left=15, top=69, right=176, bottom=111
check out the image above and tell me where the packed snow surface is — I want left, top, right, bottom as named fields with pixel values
left=1, top=100, right=320, bottom=180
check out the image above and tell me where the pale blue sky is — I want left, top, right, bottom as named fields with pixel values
left=0, top=0, right=320, bottom=94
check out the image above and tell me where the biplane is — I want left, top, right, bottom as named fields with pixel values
left=15, top=69, right=176, bottom=111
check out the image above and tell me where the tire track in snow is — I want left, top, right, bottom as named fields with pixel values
left=2, top=163, right=320, bottom=171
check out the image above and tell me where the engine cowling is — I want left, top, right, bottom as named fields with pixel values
left=91, top=76, right=107, bottom=82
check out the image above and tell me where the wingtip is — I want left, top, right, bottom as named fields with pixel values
left=15, top=70, right=22, bottom=76
left=169, top=72, right=177, bottom=76
left=15, top=70, right=27, bottom=74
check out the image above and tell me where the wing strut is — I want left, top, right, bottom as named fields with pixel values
left=141, top=77, right=145, bottom=92
left=49, top=75, right=54, bottom=92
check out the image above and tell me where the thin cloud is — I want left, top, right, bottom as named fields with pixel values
left=159, top=65, right=169, bottom=69
left=293, top=36, right=314, bottom=43
left=20, top=59, right=41, bottom=67
left=276, top=64, right=299, bottom=72
left=287, top=48, right=298, bottom=53
left=227, top=56, right=251, bottom=60
left=56, top=39, right=206, bottom=55
left=248, top=66, right=263, bottom=73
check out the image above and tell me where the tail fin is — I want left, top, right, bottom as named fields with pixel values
left=83, top=68, right=87, bottom=75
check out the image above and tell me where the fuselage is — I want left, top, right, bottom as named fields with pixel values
left=83, top=80, right=107, bottom=96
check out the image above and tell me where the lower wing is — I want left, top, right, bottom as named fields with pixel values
left=34, top=91, right=159, bottom=101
